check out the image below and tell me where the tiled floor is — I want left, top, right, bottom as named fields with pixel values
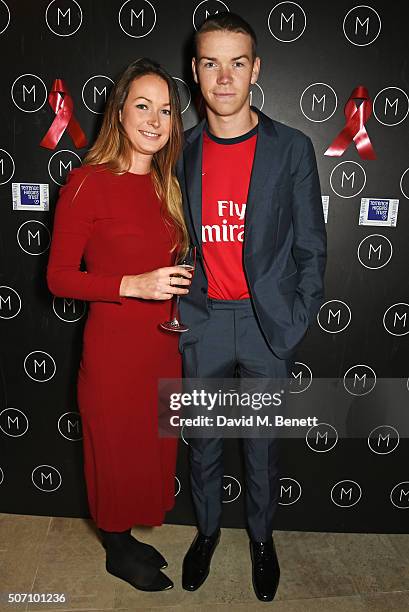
left=1, top=513, right=409, bottom=611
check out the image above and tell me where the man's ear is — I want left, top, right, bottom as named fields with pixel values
left=192, top=57, right=199, bottom=84
left=250, top=56, right=261, bottom=85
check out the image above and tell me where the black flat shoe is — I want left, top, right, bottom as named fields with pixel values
left=106, top=551, right=173, bottom=592
left=129, top=536, right=168, bottom=570
left=249, top=538, right=280, bottom=602
left=182, top=528, right=220, bottom=591
left=101, top=531, right=168, bottom=569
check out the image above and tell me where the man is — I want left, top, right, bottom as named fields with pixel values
left=176, top=12, right=327, bottom=602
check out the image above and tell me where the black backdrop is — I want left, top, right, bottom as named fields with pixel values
left=0, top=0, right=408, bottom=533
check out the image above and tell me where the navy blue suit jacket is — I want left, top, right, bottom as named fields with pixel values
left=177, top=107, right=327, bottom=360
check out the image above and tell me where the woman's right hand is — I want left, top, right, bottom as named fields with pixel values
left=120, top=266, right=192, bottom=300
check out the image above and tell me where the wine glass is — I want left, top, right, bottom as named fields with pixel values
left=160, top=245, right=196, bottom=333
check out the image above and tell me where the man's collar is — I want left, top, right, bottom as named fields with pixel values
left=184, top=105, right=277, bottom=146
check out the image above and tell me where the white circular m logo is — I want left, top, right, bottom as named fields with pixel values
left=331, top=480, right=362, bottom=507
left=343, top=365, right=376, bottom=396
left=0, top=286, right=21, bottom=319
left=279, top=477, right=302, bottom=505
left=390, top=482, right=409, bottom=509
left=45, top=0, right=83, bottom=36
left=300, top=83, right=337, bottom=122
left=343, top=6, right=381, bottom=47
left=268, top=2, right=307, bottom=42
left=373, top=87, right=409, bottom=126
left=222, top=475, right=241, bottom=503
left=383, top=304, right=409, bottom=336
left=119, top=0, right=157, bottom=38
left=32, top=465, right=62, bottom=492
left=11, top=74, right=47, bottom=112
left=368, top=426, right=399, bottom=455
left=24, top=351, right=57, bottom=382
left=357, top=234, right=393, bottom=269
left=48, top=150, right=81, bottom=186
left=317, top=300, right=351, bottom=333
left=330, top=161, right=366, bottom=198
left=17, top=221, right=51, bottom=256
left=82, top=75, right=114, bottom=114
left=306, top=423, right=338, bottom=452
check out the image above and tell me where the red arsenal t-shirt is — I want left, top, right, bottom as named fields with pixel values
left=201, top=124, right=258, bottom=299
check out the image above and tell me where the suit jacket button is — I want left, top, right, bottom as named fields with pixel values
left=201, top=287, right=207, bottom=293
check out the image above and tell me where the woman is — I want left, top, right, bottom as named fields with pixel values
left=47, top=58, right=191, bottom=592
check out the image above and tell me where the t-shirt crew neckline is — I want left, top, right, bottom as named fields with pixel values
left=204, top=122, right=258, bottom=145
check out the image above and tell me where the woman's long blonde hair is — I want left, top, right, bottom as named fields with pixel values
left=84, top=57, right=188, bottom=254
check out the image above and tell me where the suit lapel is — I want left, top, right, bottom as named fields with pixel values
left=245, top=109, right=280, bottom=226
left=183, top=120, right=205, bottom=251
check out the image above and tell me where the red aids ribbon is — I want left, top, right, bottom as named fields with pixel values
left=325, top=85, right=376, bottom=160
left=40, top=79, right=88, bottom=150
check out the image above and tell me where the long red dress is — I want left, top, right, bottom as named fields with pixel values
left=47, top=163, right=180, bottom=531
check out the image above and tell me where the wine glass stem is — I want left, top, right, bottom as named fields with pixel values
left=171, top=295, right=180, bottom=322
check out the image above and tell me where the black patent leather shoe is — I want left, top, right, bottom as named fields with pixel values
left=182, top=529, right=221, bottom=591
left=249, top=538, right=280, bottom=602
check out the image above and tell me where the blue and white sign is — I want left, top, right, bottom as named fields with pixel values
left=12, top=183, right=49, bottom=211
left=359, top=198, right=399, bottom=227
